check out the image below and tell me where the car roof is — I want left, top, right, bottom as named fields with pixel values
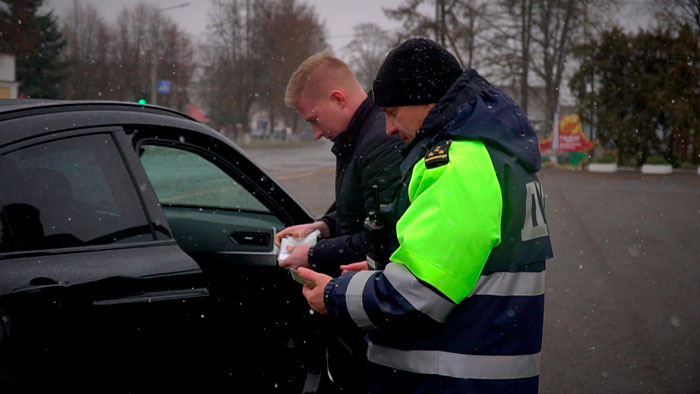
left=0, top=99, right=215, bottom=147
left=0, top=99, right=195, bottom=121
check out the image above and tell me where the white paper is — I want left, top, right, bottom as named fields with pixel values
left=277, top=229, right=320, bottom=261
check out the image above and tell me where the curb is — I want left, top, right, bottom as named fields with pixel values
left=582, top=164, right=699, bottom=174
left=641, top=164, right=673, bottom=174
left=587, top=163, right=618, bottom=173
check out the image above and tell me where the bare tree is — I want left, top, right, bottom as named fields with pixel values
left=530, top=0, right=577, bottom=137
left=202, top=0, right=327, bottom=134
left=383, top=0, right=436, bottom=41
left=513, top=0, right=534, bottom=114
left=60, top=0, right=113, bottom=99
left=450, top=0, right=493, bottom=69
left=62, top=0, right=195, bottom=104
left=157, top=22, right=195, bottom=111
left=486, top=0, right=536, bottom=114
left=650, top=0, right=700, bottom=38
left=108, top=2, right=194, bottom=106
left=529, top=0, right=618, bottom=137
left=343, top=23, right=391, bottom=91
left=203, top=0, right=264, bottom=133
left=256, top=0, right=328, bottom=134
left=112, top=3, right=152, bottom=101
left=384, top=0, right=494, bottom=70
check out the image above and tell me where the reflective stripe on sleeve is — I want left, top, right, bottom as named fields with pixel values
left=367, top=341, right=541, bottom=380
left=345, top=270, right=378, bottom=329
left=383, top=263, right=456, bottom=323
left=468, top=271, right=545, bottom=297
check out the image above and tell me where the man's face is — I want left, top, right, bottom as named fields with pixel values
left=296, top=94, right=347, bottom=141
left=382, top=104, right=435, bottom=144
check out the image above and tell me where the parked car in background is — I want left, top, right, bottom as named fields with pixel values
left=0, top=100, right=339, bottom=393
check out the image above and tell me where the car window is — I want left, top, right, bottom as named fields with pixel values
left=140, top=145, right=268, bottom=212
left=138, top=143, right=283, bottom=254
left=0, top=134, right=153, bottom=253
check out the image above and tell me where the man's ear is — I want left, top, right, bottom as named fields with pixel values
left=329, top=90, right=346, bottom=107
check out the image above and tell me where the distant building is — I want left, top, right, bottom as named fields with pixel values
left=0, top=53, right=19, bottom=99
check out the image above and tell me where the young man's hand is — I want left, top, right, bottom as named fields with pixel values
left=274, top=221, right=330, bottom=247
left=278, top=243, right=311, bottom=270
left=297, top=267, right=332, bottom=315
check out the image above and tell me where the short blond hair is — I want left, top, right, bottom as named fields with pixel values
left=284, top=53, right=357, bottom=107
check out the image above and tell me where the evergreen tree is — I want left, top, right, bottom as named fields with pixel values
left=664, top=25, right=700, bottom=164
left=570, top=26, right=700, bottom=166
left=0, top=0, right=66, bottom=98
left=570, top=28, right=636, bottom=164
left=0, top=0, right=38, bottom=54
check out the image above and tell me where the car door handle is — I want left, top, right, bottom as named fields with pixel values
left=229, top=231, right=270, bottom=247
left=11, top=277, right=64, bottom=293
left=10, top=278, right=66, bottom=311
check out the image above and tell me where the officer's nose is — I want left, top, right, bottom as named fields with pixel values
left=385, top=118, right=398, bottom=136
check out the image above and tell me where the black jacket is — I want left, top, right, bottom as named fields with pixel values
left=309, top=95, right=402, bottom=275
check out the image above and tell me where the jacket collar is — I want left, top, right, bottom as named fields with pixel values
left=331, top=94, right=375, bottom=157
left=416, top=68, right=490, bottom=142
left=399, top=69, right=491, bottom=173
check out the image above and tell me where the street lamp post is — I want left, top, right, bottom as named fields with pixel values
left=151, top=2, right=190, bottom=106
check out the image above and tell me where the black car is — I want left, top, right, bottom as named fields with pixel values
left=0, top=100, right=343, bottom=393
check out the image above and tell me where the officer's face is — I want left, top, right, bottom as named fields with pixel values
left=382, top=104, right=435, bottom=144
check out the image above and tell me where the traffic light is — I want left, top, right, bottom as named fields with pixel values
left=137, top=91, right=149, bottom=105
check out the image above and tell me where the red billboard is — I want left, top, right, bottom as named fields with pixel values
left=539, top=114, right=592, bottom=152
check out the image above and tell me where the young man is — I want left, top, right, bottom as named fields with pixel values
left=278, top=53, right=402, bottom=392
left=276, top=53, right=402, bottom=275
left=297, top=38, right=553, bottom=393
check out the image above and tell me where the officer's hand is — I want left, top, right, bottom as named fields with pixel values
left=340, top=261, right=369, bottom=275
left=274, top=221, right=330, bottom=247
left=298, top=267, right=331, bottom=315
left=278, top=243, right=311, bottom=270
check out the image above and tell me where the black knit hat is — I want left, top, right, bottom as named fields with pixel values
left=373, top=37, right=462, bottom=107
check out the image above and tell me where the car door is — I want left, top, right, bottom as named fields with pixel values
left=0, top=127, right=212, bottom=388
left=127, top=125, right=327, bottom=392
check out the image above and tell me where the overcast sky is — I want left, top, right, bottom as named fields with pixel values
left=43, top=0, right=407, bottom=55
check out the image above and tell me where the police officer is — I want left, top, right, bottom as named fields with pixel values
left=297, top=38, right=553, bottom=393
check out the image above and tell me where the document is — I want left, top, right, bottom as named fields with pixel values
left=277, top=229, right=320, bottom=262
